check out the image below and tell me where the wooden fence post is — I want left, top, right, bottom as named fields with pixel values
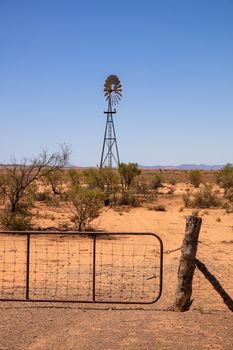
left=173, top=215, right=202, bottom=311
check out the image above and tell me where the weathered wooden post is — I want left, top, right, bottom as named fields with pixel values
left=174, top=215, right=202, bottom=311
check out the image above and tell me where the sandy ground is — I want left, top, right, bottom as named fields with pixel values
left=0, top=307, right=233, bottom=350
left=0, top=182, right=233, bottom=349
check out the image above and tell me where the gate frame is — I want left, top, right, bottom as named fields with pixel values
left=0, top=231, right=163, bottom=304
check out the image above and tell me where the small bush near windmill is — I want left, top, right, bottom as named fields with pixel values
left=69, top=188, right=104, bottom=231
left=118, top=162, right=141, bottom=191
left=188, top=170, right=202, bottom=187
left=83, top=168, right=105, bottom=190
left=119, top=189, right=141, bottom=207
left=134, top=176, right=149, bottom=195
left=83, top=167, right=119, bottom=206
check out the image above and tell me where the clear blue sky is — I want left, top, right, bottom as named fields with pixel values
left=0, top=0, right=232, bottom=166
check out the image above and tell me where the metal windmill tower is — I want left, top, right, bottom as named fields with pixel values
left=100, top=75, right=122, bottom=168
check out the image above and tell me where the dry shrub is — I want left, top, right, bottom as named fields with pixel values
left=169, top=177, right=176, bottom=185
left=153, top=204, right=166, bottom=212
left=69, top=188, right=104, bottom=231
left=188, top=170, right=202, bottom=187
left=151, top=174, right=163, bottom=190
left=118, top=162, right=141, bottom=191
left=183, top=185, right=221, bottom=209
left=119, top=190, right=141, bottom=207
left=216, top=163, right=233, bottom=194
left=225, top=188, right=233, bottom=202
left=0, top=210, right=32, bottom=231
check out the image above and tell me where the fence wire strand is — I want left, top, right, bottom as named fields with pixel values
left=161, top=239, right=233, bottom=311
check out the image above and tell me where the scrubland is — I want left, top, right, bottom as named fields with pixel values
left=0, top=167, right=233, bottom=349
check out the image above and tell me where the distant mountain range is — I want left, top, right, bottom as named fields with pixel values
left=0, top=163, right=228, bottom=170
left=139, top=164, right=225, bottom=170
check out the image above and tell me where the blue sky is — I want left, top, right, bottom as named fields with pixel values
left=0, top=0, right=232, bottom=166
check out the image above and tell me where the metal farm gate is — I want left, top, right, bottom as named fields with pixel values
left=0, top=231, right=163, bottom=304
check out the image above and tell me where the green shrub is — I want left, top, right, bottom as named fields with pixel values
left=84, top=168, right=119, bottom=201
left=134, top=176, right=149, bottom=195
left=192, top=185, right=220, bottom=208
left=34, top=191, right=61, bottom=207
left=183, top=192, right=191, bottom=208
left=35, top=191, right=51, bottom=202
left=151, top=174, right=163, bottom=190
left=118, top=163, right=141, bottom=191
left=183, top=185, right=221, bottom=208
left=83, top=168, right=105, bottom=190
left=67, top=169, right=80, bottom=186
left=225, top=188, right=233, bottom=202
left=0, top=211, right=32, bottom=231
left=119, top=190, right=141, bottom=207
left=188, top=170, right=202, bottom=187
left=216, top=163, right=233, bottom=194
left=169, top=177, right=176, bottom=186
left=69, top=188, right=104, bottom=231
left=43, top=169, right=63, bottom=195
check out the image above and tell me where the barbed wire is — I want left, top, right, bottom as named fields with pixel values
left=163, top=247, right=182, bottom=255
left=0, top=233, right=232, bottom=311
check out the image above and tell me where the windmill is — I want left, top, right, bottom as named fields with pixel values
left=100, top=75, right=122, bottom=168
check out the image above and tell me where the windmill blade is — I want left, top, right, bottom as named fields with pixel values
left=104, top=75, right=122, bottom=104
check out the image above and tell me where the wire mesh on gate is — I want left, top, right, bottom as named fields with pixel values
left=0, top=232, right=163, bottom=304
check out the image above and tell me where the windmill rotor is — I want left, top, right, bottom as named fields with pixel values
left=104, top=75, right=122, bottom=105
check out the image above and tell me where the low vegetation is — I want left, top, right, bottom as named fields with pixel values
left=151, top=174, right=163, bottom=190
left=216, top=163, right=233, bottom=195
left=188, top=170, right=202, bottom=187
left=183, top=184, right=221, bottom=209
left=0, top=158, right=232, bottom=231
left=0, top=146, right=69, bottom=230
left=43, top=169, right=64, bottom=195
left=118, top=162, right=141, bottom=191
left=69, top=187, right=104, bottom=231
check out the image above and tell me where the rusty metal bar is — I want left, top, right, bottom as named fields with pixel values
left=92, top=233, right=96, bottom=302
left=26, top=233, right=30, bottom=299
left=0, top=231, right=163, bottom=304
